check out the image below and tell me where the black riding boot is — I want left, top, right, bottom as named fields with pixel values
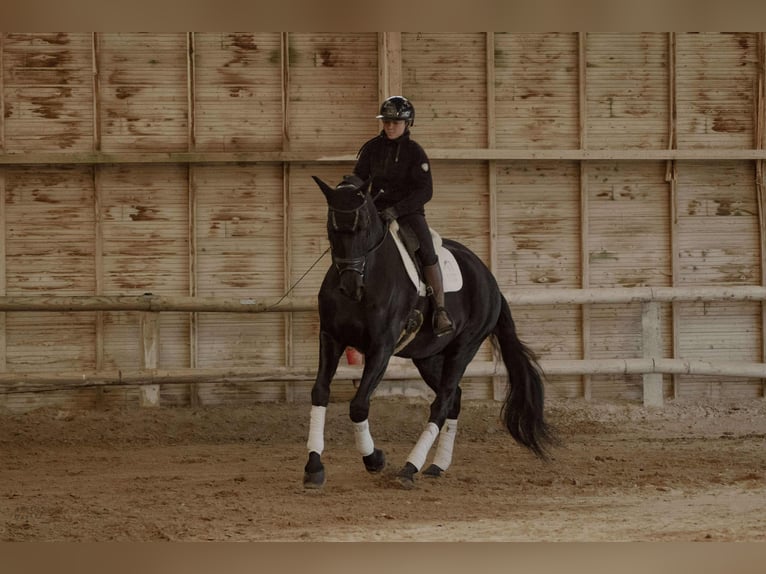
left=423, top=263, right=454, bottom=336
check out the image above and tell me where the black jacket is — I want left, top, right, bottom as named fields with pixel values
left=353, top=129, right=433, bottom=217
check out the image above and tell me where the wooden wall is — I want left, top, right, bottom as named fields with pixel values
left=0, top=32, right=765, bottom=409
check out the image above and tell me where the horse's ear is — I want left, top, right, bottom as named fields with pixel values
left=312, top=175, right=334, bottom=199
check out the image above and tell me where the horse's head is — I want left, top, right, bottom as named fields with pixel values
left=313, top=174, right=383, bottom=302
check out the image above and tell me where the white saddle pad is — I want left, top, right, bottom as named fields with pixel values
left=389, top=220, right=463, bottom=297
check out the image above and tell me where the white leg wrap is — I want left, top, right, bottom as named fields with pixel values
left=306, top=405, right=326, bottom=455
left=431, top=418, right=458, bottom=471
left=406, top=422, right=440, bottom=471
left=353, top=419, right=375, bottom=457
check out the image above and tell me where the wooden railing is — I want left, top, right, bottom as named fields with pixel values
left=2, top=286, right=766, bottom=407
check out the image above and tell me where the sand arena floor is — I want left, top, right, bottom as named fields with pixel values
left=1, top=396, right=765, bottom=541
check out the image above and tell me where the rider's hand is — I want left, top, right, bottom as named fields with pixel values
left=380, top=207, right=398, bottom=223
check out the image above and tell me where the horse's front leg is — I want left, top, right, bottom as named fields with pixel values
left=348, top=348, right=393, bottom=475
left=303, top=331, right=345, bottom=489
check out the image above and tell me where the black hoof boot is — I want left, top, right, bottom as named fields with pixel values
left=422, top=464, right=444, bottom=478
left=303, top=451, right=325, bottom=489
left=396, top=462, right=418, bottom=490
left=363, top=448, right=386, bottom=473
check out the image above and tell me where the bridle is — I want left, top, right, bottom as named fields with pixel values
left=328, top=199, right=387, bottom=282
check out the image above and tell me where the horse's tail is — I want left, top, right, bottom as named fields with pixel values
left=493, top=295, right=556, bottom=460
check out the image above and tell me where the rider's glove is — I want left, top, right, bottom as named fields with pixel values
left=380, top=207, right=398, bottom=223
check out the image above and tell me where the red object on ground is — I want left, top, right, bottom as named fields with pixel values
left=345, top=347, right=363, bottom=365
left=345, top=347, right=364, bottom=388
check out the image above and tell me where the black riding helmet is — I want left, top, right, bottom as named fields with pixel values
left=376, top=95, right=415, bottom=126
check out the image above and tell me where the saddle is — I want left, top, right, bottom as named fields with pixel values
left=389, top=220, right=463, bottom=297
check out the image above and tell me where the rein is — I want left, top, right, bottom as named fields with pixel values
left=265, top=246, right=331, bottom=310
left=269, top=194, right=386, bottom=308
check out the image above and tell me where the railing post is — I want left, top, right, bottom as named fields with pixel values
left=139, top=310, right=160, bottom=407
left=641, top=301, right=664, bottom=407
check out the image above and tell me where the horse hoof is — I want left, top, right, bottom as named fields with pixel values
left=396, top=462, right=417, bottom=490
left=422, top=464, right=443, bottom=478
left=396, top=473, right=415, bottom=490
left=303, top=452, right=325, bottom=489
left=363, top=448, right=386, bottom=473
left=303, top=469, right=325, bottom=489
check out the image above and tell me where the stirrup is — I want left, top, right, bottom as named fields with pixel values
left=433, top=307, right=454, bottom=337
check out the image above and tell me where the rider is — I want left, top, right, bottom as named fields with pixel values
left=353, top=95, right=454, bottom=336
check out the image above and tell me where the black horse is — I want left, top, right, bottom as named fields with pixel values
left=303, top=175, right=555, bottom=489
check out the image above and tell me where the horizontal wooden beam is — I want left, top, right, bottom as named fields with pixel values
left=0, top=294, right=317, bottom=313
left=2, top=148, right=766, bottom=165
left=0, top=286, right=764, bottom=313
left=0, top=151, right=355, bottom=165
left=504, top=286, right=766, bottom=306
left=3, top=357, right=766, bottom=394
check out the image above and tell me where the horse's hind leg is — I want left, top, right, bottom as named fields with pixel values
left=397, top=352, right=471, bottom=489
left=422, top=386, right=462, bottom=478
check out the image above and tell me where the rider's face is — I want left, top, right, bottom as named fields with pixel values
left=382, top=120, right=406, bottom=140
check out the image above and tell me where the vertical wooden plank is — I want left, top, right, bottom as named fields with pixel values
left=0, top=33, right=5, bottom=149
left=187, top=32, right=200, bottom=407
left=677, top=33, right=758, bottom=150
left=579, top=33, right=588, bottom=150
left=389, top=32, right=402, bottom=96
left=379, top=32, right=402, bottom=99
left=93, top=165, right=105, bottom=408
left=283, top=163, right=295, bottom=402
left=680, top=35, right=765, bottom=399
left=642, top=301, right=664, bottom=407
left=0, top=170, right=6, bottom=374
left=757, top=154, right=765, bottom=399
left=92, top=33, right=104, bottom=406
left=186, top=32, right=196, bottom=150
left=91, top=33, right=101, bottom=151
left=281, top=33, right=290, bottom=151
left=281, top=34, right=295, bottom=402
left=667, top=33, right=677, bottom=154
left=578, top=32, right=592, bottom=401
left=486, top=33, right=503, bottom=400
left=493, top=33, right=579, bottom=150
left=586, top=34, right=669, bottom=149
left=669, top=161, right=680, bottom=399
left=188, top=163, right=199, bottom=406
left=98, top=33, right=188, bottom=152
left=757, top=32, right=766, bottom=399
left=93, top=166, right=104, bottom=385
left=0, top=34, right=6, bottom=376
left=378, top=33, right=387, bottom=104
left=192, top=33, right=283, bottom=153
left=667, top=32, right=682, bottom=400
left=140, top=310, right=160, bottom=407
left=187, top=161, right=200, bottom=408
left=281, top=33, right=289, bottom=144
left=486, top=32, right=496, bottom=152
